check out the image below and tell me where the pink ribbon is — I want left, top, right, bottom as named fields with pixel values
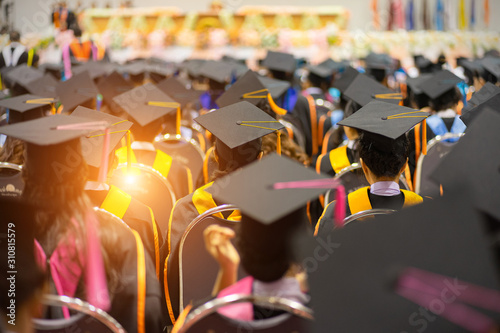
left=273, top=178, right=340, bottom=190
left=62, top=44, right=72, bottom=80
left=333, top=185, right=346, bottom=228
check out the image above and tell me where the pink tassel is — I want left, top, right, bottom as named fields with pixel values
left=98, top=128, right=110, bottom=183
left=333, top=185, right=346, bottom=228
left=273, top=178, right=339, bottom=190
left=84, top=211, right=110, bottom=311
left=62, top=44, right=72, bottom=80
left=91, top=43, right=98, bottom=61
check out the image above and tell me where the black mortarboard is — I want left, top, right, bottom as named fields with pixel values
left=112, top=82, right=179, bottom=127
left=4, top=65, right=44, bottom=95
left=458, top=59, right=485, bottom=81
left=215, top=70, right=268, bottom=108
left=199, top=60, right=236, bottom=84
left=71, top=61, right=115, bottom=80
left=120, top=61, right=147, bottom=83
left=96, top=71, right=134, bottom=112
left=338, top=100, right=428, bottom=152
left=38, top=62, right=63, bottom=80
left=431, top=109, right=500, bottom=220
left=211, top=153, right=327, bottom=225
left=70, top=106, right=133, bottom=168
left=318, top=58, right=348, bottom=72
left=24, top=73, right=59, bottom=99
left=147, top=62, right=176, bottom=83
left=343, top=74, right=402, bottom=106
left=156, top=76, right=200, bottom=108
left=194, top=101, right=284, bottom=150
left=418, top=70, right=463, bottom=100
left=310, top=192, right=500, bottom=332
left=406, top=74, right=433, bottom=95
left=481, top=57, right=500, bottom=80
left=56, top=71, right=99, bottom=113
left=332, top=66, right=359, bottom=92
left=181, top=59, right=206, bottom=78
left=307, top=65, right=334, bottom=79
left=257, top=75, right=290, bottom=100
left=0, top=114, right=104, bottom=182
left=0, top=94, right=52, bottom=124
left=261, top=51, right=296, bottom=74
left=365, top=52, right=394, bottom=70
left=414, top=55, right=433, bottom=71
left=460, top=84, right=500, bottom=126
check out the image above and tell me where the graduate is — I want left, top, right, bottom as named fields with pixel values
left=173, top=154, right=325, bottom=329
left=70, top=106, right=163, bottom=278
left=315, top=100, right=427, bottom=236
left=112, top=82, right=194, bottom=200
left=0, top=31, right=38, bottom=69
left=161, top=101, right=283, bottom=325
left=0, top=115, right=164, bottom=333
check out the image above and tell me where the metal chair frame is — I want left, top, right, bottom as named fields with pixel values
left=113, top=163, right=177, bottom=209
left=155, top=133, right=205, bottom=160
left=414, top=132, right=464, bottom=195
left=279, top=119, right=306, bottom=152
left=342, top=208, right=397, bottom=226
left=32, top=294, right=125, bottom=333
left=178, top=204, right=239, bottom=313
left=177, top=294, right=313, bottom=333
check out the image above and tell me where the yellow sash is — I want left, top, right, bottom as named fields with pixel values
left=329, top=146, right=350, bottom=174
left=116, top=147, right=173, bottom=179
left=348, top=186, right=423, bottom=215
left=100, top=185, right=132, bottom=219
left=192, top=182, right=240, bottom=220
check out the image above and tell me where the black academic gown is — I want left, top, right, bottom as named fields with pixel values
left=316, top=145, right=357, bottom=177
left=315, top=186, right=423, bottom=237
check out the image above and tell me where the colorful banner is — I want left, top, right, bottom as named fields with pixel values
left=458, top=0, right=467, bottom=30
left=436, top=0, right=444, bottom=31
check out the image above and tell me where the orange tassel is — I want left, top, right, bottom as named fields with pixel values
left=176, top=107, right=181, bottom=136
left=440, top=184, right=444, bottom=196
left=421, top=119, right=427, bottom=155
left=267, top=93, right=287, bottom=116
left=405, top=163, right=414, bottom=192
left=277, top=131, right=282, bottom=156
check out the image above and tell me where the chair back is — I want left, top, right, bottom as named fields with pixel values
left=179, top=205, right=243, bottom=313
left=202, top=146, right=218, bottom=185
left=33, top=295, right=125, bottom=333
left=109, top=163, right=176, bottom=234
left=177, top=294, right=313, bottom=333
left=155, top=134, right=205, bottom=188
left=415, top=133, right=463, bottom=197
left=342, top=208, right=397, bottom=226
left=0, top=162, right=23, bottom=197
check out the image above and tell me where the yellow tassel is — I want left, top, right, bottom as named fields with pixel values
left=176, top=107, right=181, bottom=136
left=277, top=131, right=282, bottom=156
left=267, top=93, right=287, bottom=116
left=422, top=119, right=427, bottom=155
left=405, top=163, right=414, bottom=192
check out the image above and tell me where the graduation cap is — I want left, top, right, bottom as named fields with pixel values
left=56, top=71, right=99, bottom=113
left=96, top=71, right=134, bottom=112
left=431, top=109, right=500, bottom=221
left=405, top=74, right=433, bottom=95
left=261, top=51, right=296, bottom=74
left=156, top=76, right=200, bottom=108
left=4, top=65, right=44, bottom=94
left=343, top=74, right=402, bottom=106
left=332, top=66, right=359, bottom=93
left=365, top=52, right=394, bottom=70
left=211, top=153, right=329, bottom=224
left=318, top=58, right=348, bottom=72
left=216, top=70, right=268, bottom=108
left=181, top=59, right=206, bottom=78
left=112, top=82, right=180, bottom=128
left=481, top=57, right=500, bottom=80
left=257, top=75, right=291, bottom=100
left=460, top=84, right=500, bottom=126
left=147, top=62, right=176, bottom=83
left=119, top=61, right=147, bottom=83
left=309, top=191, right=500, bottom=332
left=414, top=55, right=434, bottom=72
left=70, top=106, right=133, bottom=169
left=71, top=61, right=115, bottom=81
left=338, top=100, right=429, bottom=152
left=307, top=65, right=334, bottom=80
left=24, top=73, right=59, bottom=99
left=418, top=70, right=463, bottom=100
left=194, top=101, right=284, bottom=149
left=199, top=60, right=237, bottom=84
left=38, top=62, right=63, bottom=80
left=458, top=59, right=485, bottom=82
left=0, top=94, right=54, bottom=124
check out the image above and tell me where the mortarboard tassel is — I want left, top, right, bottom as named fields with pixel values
left=26, top=98, right=57, bottom=115
left=62, top=44, right=72, bottom=80
left=267, top=93, right=287, bottom=116
left=276, top=130, right=282, bottom=156
left=126, top=130, right=132, bottom=174
left=421, top=118, right=427, bottom=155
left=334, top=185, right=346, bottom=228
left=96, top=94, right=103, bottom=111
left=98, top=128, right=111, bottom=183
left=404, top=163, right=414, bottom=192
left=176, top=106, right=181, bottom=136
left=273, top=178, right=340, bottom=190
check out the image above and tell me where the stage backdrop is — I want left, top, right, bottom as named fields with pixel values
left=9, top=0, right=500, bottom=35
